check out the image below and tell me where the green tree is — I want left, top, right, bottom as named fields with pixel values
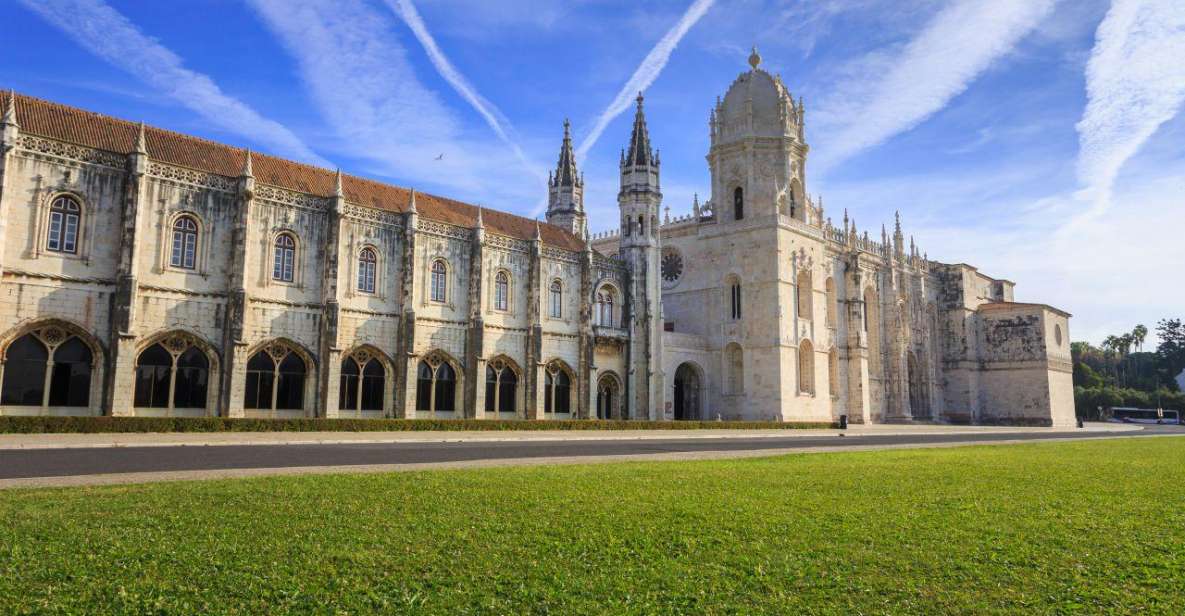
left=1132, top=324, right=1148, bottom=352
left=1157, top=319, right=1185, bottom=378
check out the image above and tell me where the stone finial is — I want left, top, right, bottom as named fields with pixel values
left=2, top=90, right=16, bottom=127
left=241, top=149, right=253, bottom=177
left=134, top=122, right=147, bottom=154
left=333, top=168, right=344, bottom=198
left=534, top=218, right=543, bottom=241
left=408, top=188, right=418, bottom=213
left=692, top=192, right=701, bottom=217
left=475, top=204, right=484, bottom=228
left=664, top=205, right=670, bottom=224
left=748, top=46, right=762, bottom=70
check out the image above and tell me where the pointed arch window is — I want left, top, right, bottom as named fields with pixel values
left=170, top=216, right=199, bottom=269
left=244, top=344, right=306, bottom=412
left=733, top=187, right=744, bottom=221
left=430, top=260, right=448, bottom=303
left=485, top=359, right=518, bottom=414
left=340, top=352, right=385, bottom=413
left=796, top=270, right=813, bottom=320
left=416, top=355, right=457, bottom=413
left=799, top=340, right=815, bottom=396
left=357, top=248, right=378, bottom=294
left=1, top=328, right=92, bottom=408
left=595, top=289, right=616, bottom=327
left=494, top=271, right=510, bottom=311
left=549, top=280, right=563, bottom=318
left=133, top=336, right=210, bottom=410
left=46, top=196, right=81, bottom=254
left=544, top=362, right=572, bottom=415
left=272, top=234, right=297, bottom=282
left=825, top=277, right=837, bottom=327
left=828, top=348, right=840, bottom=399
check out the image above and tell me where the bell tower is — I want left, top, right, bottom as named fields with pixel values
left=617, top=93, right=664, bottom=420
left=545, top=119, right=587, bottom=239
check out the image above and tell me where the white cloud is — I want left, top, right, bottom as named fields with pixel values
left=18, top=0, right=328, bottom=167
left=1074, top=0, right=1185, bottom=214
left=813, top=0, right=1057, bottom=171
left=576, top=0, right=715, bottom=158
left=384, top=0, right=543, bottom=181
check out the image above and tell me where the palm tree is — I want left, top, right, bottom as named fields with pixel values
left=1132, top=324, right=1148, bottom=352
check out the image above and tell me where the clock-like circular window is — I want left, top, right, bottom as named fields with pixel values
left=661, top=248, right=683, bottom=285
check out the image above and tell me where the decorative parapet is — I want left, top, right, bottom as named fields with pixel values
left=543, top=246, right=580, bottom=264
left=16, top=134, right=126, bottom=169
left=147, top=161, right=237, bottom=192
left=418, top=219, right=473, bottom=241
left=255, top=183, right=327, bottom=211
left=590, top=228, right=619, bottom=241
left=593, top=252, right=627, bottom=273
left=342, top=203, right=403, bottom=228
left=486, top=233, right=531, bottom=254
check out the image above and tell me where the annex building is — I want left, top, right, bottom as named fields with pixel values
left=0, top=51, right=1075, bottom=425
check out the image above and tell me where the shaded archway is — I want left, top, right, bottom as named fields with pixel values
left=596, top=372, right=622, bottom=420
left=673, top=362, right=702, bottom=421
left=907, top=351, right=929, bottom=419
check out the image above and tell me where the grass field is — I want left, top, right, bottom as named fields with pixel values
left=1, top=438, right=1183, bottom=614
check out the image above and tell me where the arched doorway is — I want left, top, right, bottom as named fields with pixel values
left=907, top=352, right=928, bottom=419
left=596, top=373, right=621, bottom=420
left=673, top=363, right=701, bottom=421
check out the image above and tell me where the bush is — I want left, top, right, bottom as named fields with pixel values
left=1074, top=386, right=1185, bottom=420
left=0, top=416, right=837, bottom=435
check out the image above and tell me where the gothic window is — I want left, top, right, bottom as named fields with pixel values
left=340, top=352, right=385, bottom=413
left=727, top=277, right=742, bottom=320
left=272, top=233, right=297, bottom=282
left=494, top=271, right=510, bottom=311
left=485, top=359, right=518, bottom=414
left=170, top=216, right=199, bottom=270
left=430, top=260, right=448, bottom=303
left=416, top=354, right=457, bottom=413
left=46, top=196, right=81, bottom=254
left=357, top=248, right=377, bottom=294
left=0, top=329, right=92, bottom=408
left=828, top=348, right=839, bottom=399
left=244, top=343, right=306, bottom=412
left=825, top=277, right=837, bottom=327
left=595, top=287, right=616, bottom=327
left=549, top=280, right=563, bottom=318
left=796, top=270, right=813, bottom=320
left=733, top=187, right=744, bottom=221
left=133, top=337, right=210, bottom=410
left=544, top=362, right=572, bottom=415
left=799, top=339, right=815, bottom=395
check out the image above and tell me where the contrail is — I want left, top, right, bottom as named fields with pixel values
left=577, top=0, right=715, bottom=158
left=384, top=0, right=544, bottom=180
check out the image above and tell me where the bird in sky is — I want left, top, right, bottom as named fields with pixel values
left=435, top=153, right=444, bottom=161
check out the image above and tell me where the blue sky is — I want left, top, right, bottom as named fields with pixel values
left=2, top=0, right=1183, bottom=345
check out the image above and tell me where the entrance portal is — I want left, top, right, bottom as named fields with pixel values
left=907, top=352, right=929, bottom=419
left=596, top=373, right=621, bottom=420
left=673, top=363, right=701, bottom=421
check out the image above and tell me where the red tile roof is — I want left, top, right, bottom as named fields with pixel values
left=1, top=91, right=585, bottom=251
left=977, top=301, right=1071, bottom=317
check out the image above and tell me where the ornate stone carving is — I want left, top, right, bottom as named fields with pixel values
left=255, top=184, right=327, bottom=211
left=148, top=162, right=236, bottom=192
left=16, top=135, right=126, bottom=169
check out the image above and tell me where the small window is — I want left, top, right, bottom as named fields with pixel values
left=730, top=282, right=742, bottom=320
left=170, top=216, right=199, bottom=270
left=595, top=290, right=615, bottom=327
left=46, top=196, right=81, bottom=254
left=430, top=260, right=447, bottom=303
left=357, top=248, right=377, bottom=294
left=549, top=280, right=563, bottom=318
left=494, top=271, right=509, bottom=311
left=733, top=187, right=744, bottom=221
left=272, top=234, right=296, bottom=282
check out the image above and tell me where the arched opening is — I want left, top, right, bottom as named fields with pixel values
left=825, top=277, right=836, bottom=327
left=416, top=353, right=458, bottom=415
left=170, top=215, right=199, bottom=270
left=549, top=280, right=563, bottom=318
left=1, top=325, right=95, bottom=411
left=863, top=286, right=880, bottom=375
left=134, top=333, right=211, bottom=414
left=828, top=347, right=839, bottom=399
left=673, top=363, right=701, bottom=421
left=595, top=284, right=619, bottom=327
left=726, top=275, right=742, bottom=320
left=733, top=186, right=744, bottom=221
left=725, top=343, right=743, bottom=395
left=789, top=179, right=805, bottom=222
left=272, top=233, right=297, bottom=282
left=244, top=341, right=308, bottom=416
left=907, top=351, right=929, bottom=419
left=430, top=260, right=448, bottom=302
left=340, top=349, right=386, bottom=415
left=485, top=357, right=519, bottom=415
left=796, top=269, right=813, bottom=320
left=46, top=195, right=82, bottom=254
left=494, top=271, right=510, bottom=311
left=544, top=361, right=573, bottom=417
left=357, top=247, right=378, bottom=294
left=596, top=373, right=621, bottom=420
left=799, top=339, right=815, bottom=395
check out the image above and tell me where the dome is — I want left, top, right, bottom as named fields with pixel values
left=715, top=54, right=798, bottom=141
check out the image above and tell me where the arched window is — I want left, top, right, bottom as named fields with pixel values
left=797, top=270, right=813, bottom=320
left=416, top=355, right=457, bottom=413
left=863, top=287, right=880, bottom=374
left=637, top=215, right=644, bottom=235
left=595, top=288, right=616, bottom=327
left=597, top=374, right=620, bottom=420
left=133, top=336, right=210, bottom=410
left=340, top=352, right=385, bottom=413
left=549, top=280, right=563, bottom=318
left=0, top=329, right=92, bottom=408
left=726, top=344, right=743, bottom=395
left=273, top=234, right=297, bottom=282
left=430, top=260, right=447, bottom=303
left=799, top=339, right=815, bottom=395
left=828, top=348, right=839, bottom=399
left=357, top=248, right=377, bottom=294
left=484, top=359, right=518, bottom=414
left=494, top=271, right=510, bottom=311
left=544, top=362, right=572, bottom=415
left=170, top=216, right=199, bottom=269
left=46, top=195, right=82, bottom=254
left=244, top=343, right=306, bottom=412
left=727, top=277, right=742, bottom=320
left=825, top=277, right=837, bottom=327
left=733, top=186, right=744, bottom=221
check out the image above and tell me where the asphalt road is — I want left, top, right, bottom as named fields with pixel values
left=2, top=425, right=1182, bottom=480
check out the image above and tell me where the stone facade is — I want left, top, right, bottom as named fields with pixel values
left=0, top=55, right=1075, bottom=425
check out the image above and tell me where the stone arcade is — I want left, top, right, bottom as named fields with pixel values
left=0, top=53, right=1075, bottom=425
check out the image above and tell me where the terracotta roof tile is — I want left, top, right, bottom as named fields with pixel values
left=2, top=91, right=585, bottom=251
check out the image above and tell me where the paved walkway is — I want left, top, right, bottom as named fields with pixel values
left=0, top=422, right=1139, bottom=450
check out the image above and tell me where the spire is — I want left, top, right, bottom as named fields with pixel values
left=894, top=210, right=903, bottom=238
left=748, top=46, right=762, bottom=70
left=241, top=149, right=253, bottom=177
left=408, top=188, right=418, bottom=213
left=333, top=168, right=344, bottom=198
left=623, top=92, right=653, bottom=168
left=475, top=204, right=484, bottom=228
left=134, top=122, right=147, bottom=154
left=552, top=118, right=579, bottom=188
left=534, top=218, right=543, bottom=242
left=2, top=90, right=16, bottom=127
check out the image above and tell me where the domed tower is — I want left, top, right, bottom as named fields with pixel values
left=617, top=93, right=664, bottom=420
left=545, top=119, right=587, bottom=239
left=707, top=47, right=808, bottom=223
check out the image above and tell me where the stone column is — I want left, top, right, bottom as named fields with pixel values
left=523, top=225, right=542, bottom=419
left=463, top=212, right=484, bottom=418
left=393, top=193, right=418, bottom=419
left=220, top=151, right=255, bottom=418
left=0, top=91, right=20, bottom=280
left=576, top=240, right=594, bottom=419
left=106, top=124, right=150, bottom=417
left=318, top=171, right=346, bottom=419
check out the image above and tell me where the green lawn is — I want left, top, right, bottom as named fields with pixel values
left=1, top=438, right=1183, bottom=615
